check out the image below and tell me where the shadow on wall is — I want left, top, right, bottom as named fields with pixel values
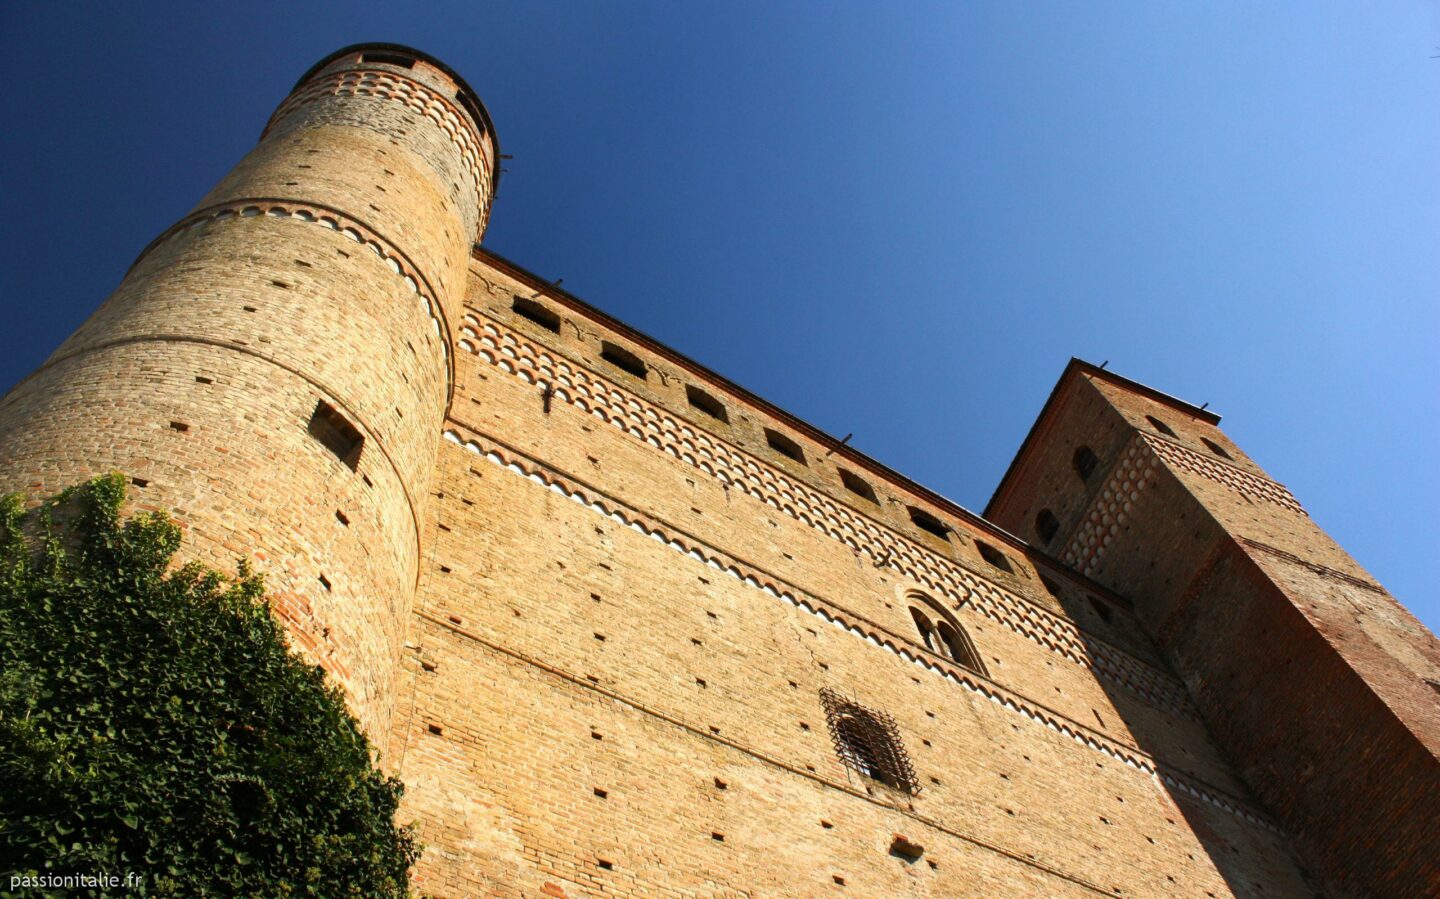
left=1050, top=584, right=1323, bottom=899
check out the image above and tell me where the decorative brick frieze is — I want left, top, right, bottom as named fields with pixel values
left=441, top=426, right=1282, bottom=835
left=265, top=67, right=493, bottom=231
left=1144, top=434, right=1305, bottom=514
left=457, top=312, right=1198, bottom=719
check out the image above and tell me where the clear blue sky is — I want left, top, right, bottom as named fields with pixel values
left=2, top=3, right=1436, bottom=631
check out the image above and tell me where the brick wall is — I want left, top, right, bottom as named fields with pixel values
left=388, top=264, right=1319, bottom=897
left=8, top=43, right=1425, bottom=898
left=988, top=363, right=1440, bottom=897
left=0, top=45, right=497, bottom=752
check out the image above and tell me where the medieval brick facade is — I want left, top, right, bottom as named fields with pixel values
left=0, top=44, right=1434, bottom=897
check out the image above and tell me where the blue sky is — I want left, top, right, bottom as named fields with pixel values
left=1, top=3, right=1436, bottom=631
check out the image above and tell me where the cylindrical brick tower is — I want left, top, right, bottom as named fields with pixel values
left=0, top=44, right=497, bottom=755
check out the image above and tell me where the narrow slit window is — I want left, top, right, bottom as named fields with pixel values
left=512, top=296, right=560, bottom=333
left=975, top=539, right=1013, bottom=574
left=686, top=385, right=728, bottom=423
left=1073, top=446, right=1099, bottom=482
left=600, top=341, right=647, bottom=379
left=308, top=400, right=363, bottom=470
left=839, top=469, right=878, bottom=504
left=1035, top=509, right=1060, bottom=545
left=1146, top=415, right=1177, bottom=438
left=765, top=428, right=806, bottom=464
left=909, top=508, right=949, bottom=541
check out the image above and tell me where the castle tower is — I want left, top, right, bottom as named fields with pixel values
left=0, top=44, right=498, bottom=753
left=986, top=360, right=1440, bottom=898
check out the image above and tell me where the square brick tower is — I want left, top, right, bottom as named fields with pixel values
left=2, top=44, right=1435, bottom=898
left=986, top=360, right=1440, bottom=897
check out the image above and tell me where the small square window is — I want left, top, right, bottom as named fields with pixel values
left=308, top=400, right=363, bottom=470
left=838, top=469, right=878, bottom=504
left=600, top=342, right=647, bottom=379
left=512, top=296, right=561, bottom=333
left=975, top=539, right=1013, bottom=574
left=765, top=428, right=806, bottom=464
left=686, top=385, right=728, bottom=423
left=1202, top=437, right=1232, bottom=460
left=908, top=507, right=949, bottom=541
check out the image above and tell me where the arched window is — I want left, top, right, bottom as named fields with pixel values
left=1072, top=446, right=1099, bottom=483
left=820, top=688, right=918, bottom=794
left=909, top=607, right=939, bottom=655
left=907, top=593, right=986, bottom=675
left=1035, top=508, right=1060, bottom=545
left=1146, top=415, right=1176, bottom=437
left=934, top=621, right=974, bottom=668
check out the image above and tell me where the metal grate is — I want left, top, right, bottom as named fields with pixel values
left=820, top=688, right=920, bottom=795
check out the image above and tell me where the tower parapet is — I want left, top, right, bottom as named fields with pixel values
left=0, top=44, right=497, bottom=754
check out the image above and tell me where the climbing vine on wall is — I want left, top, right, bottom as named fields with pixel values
left=0, top=475, right=417, bottom=896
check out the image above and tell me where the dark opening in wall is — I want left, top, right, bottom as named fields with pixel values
left=685, top=385, right=729, bottom=422
left=1202, top=437, right=1232, bottom=459
left=765, top=428, right=806, bottom=464
left=512, top=296, right=560, bottom=332
left=908, top=594, right=986, bottom=675
left=890, top=834, right=925, bottom=862
left=1088, top=596, right=1113, bottom=623
left=975, top=540, right=1013, bottom=573
left=1035, top=509, right=1060, bottom=545
left=600, top=341, right=647, bottom=379
left=361, top=52, right=415, bottom=68
left=839, top=469, right=879, bottom=504
left=908, top=507, right=949, bottom=541
left=1073, top=446, right=1099, bottom=482
left=820, top=688, right=919, bottom=794
left=308, top=400, right=363, bottom=470
left=1146, top=415, right=1177, bottom=438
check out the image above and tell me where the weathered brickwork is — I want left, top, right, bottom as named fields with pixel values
left=988, top=364, right=1440, bottom=898
left=0, top=44, right=497, bottom=750
left=3, top=43, right=1434, bottom=897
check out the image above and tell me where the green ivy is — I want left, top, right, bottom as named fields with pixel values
left=0, top=475, right=417, bottom=896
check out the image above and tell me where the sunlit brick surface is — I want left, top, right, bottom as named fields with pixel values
left=3, top=44, right=1432, bottom=898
